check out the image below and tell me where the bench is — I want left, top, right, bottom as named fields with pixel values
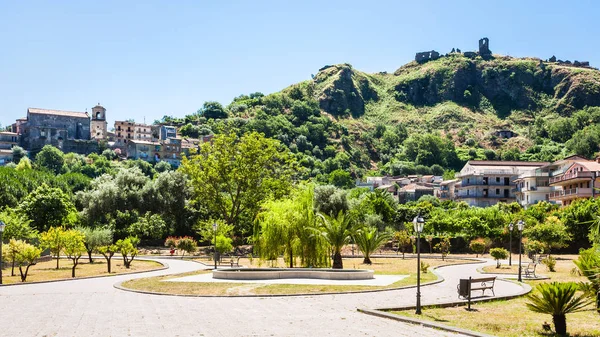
left=457, top=276, right=496, bottom=299
left=218, top=255, right=241, bottom=267
left=524, top=262, right=537, bottom=278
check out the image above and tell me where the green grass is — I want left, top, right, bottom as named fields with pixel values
left=391, top=257, right=600, bottom=337
left=120, top=257, right=467, bottom=296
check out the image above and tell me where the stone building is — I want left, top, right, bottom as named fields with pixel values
left=20, top=108, right=94, bottom=154
left=91, top=104, right=108, bottom=140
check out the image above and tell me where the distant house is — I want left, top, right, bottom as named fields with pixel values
left=0, top=149, right=13, bottom=166
left=437, top=179, right=459, bottom=200
left=0, top=131, right=18, bottom=150
left=456, top=160, right=548, bottom=207
left=127, top=140, right=161, bottom=162
left=398, top=183, right=434, bottom=204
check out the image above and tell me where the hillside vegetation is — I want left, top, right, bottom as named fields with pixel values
left=161, top=54, right=600, bottom=183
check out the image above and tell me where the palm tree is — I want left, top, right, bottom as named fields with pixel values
left=526, top=282, right=591, bottom=336
left=354, top=227, right=392, bottom=264
left=316, top=211, right=358, bottom=269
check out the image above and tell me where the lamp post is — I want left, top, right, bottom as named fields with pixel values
left=508, top=222, right=513, bottom=266
left=213, top=223, right=218, bottom=270
left=0, top=220, right=5, bottom=285
left=413, top=213, right=425, bottom=315
left=517, top=220, right=524, bottom=282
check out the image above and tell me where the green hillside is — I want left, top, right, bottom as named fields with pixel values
left=163, top=54, right=600, bottom=183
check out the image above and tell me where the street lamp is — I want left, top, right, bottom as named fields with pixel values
left=413, top=213, right=425, bottom=315
left=0, top=220, right=5, bottom=285
left=517, top=220, right=524, bottom=282
left=508, top=222, right=513, bottom=266
left=213, top=223, right=218, bottom=270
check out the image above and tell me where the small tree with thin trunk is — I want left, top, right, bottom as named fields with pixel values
left=40, top=226, right=66, bottom=269
left=14, top=241, right=41, bottom=282
left=63, top=229, right=86, bottom=278
left=434, top=236, right=451, bottom=261
left=116, top=236, right=139, bottom=269
left=425, top=235, right=434, bottom=254
left=97, top=244, right=118, bottom=273
left=469, top=238, right=486, bottom=257
left=79, top=227, right=113, bottom=263
left=394, top=230, right=412, bottom=259
left=490, top=248, right=509, bottom=268
left=176, top=236, right=197, bottom=258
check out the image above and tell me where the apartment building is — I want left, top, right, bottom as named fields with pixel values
left=545, top=156, right=600, bottom=206
left=437, top=179, right=459, bottom=200
left=456, top=160, right=548, bottom=207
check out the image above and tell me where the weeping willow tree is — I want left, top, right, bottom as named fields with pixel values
left=253, top=185, right=329, bottom=268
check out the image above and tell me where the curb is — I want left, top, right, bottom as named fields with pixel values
left=475, top=266, right=550, bottom=280
left=357, top=270, right=532, bottom=337
left=357, top=308, right=497, bottom=337
left=0, top=258, right=168, bottom=287
left=113, top=258, right=484, bottom=298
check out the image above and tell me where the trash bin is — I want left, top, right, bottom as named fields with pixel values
left=458, top=278, right=471, bottom=298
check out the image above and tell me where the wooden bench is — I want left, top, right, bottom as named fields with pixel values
left=218, top=255, right=241, bottom=267
left=524, top=262, right=537, bottom=278
left=457, top=276, right=497, bottom=299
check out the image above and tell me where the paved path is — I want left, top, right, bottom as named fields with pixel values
left=0, top=258, right=524, bottom=337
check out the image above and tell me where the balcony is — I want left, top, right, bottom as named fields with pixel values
left=550, top=171, right=595, bottom=185
left=549, top=188, right=593, bottom=200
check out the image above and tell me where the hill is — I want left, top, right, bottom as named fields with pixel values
left=164, top=53, right=600, bottom=183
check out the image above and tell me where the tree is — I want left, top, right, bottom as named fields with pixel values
left=11, top=146, right=26, bottom=164
left=316, top=211, right=358, bottom=269
left=176, top=236, right=197, bottom=257
left=181, top=132, right=296, bottom=237
left=525, top=216, right=571, bottom=254
left=394, top=230, right=412, bottom=259
left=62, top=229, right=86, bottom=278
left=0, top=209, right=37, bottom=243
left=200, top=101, right=228, bottom=119
left=490, top=248, right=509, bottom=268
left=128, top=212, right=166, bottom=240
left=97, top=244, right=118, bottom=273
left=328, top=169, right=354, bottom=189
left=2, top=239, right=21, bottom=276
left=313, top=185, right=348, bottom=216
left=435, top=236, right=451, bottom=261
left=254, top=198, right=301, bottom=267
left=116, top=236, right=139, bottom=268
left=526, top=282, right=591, bottom=336
left=15, top=156, right=32, bottom=170
left=215, top=235, right=233, bottom=255
left=17, top=183, right=76, bottom=232
left=12, top=240, right=41, bottom=282
left=79, top=227, right=113, bottom=263
left=354, top=227, right=391, bottom=264
left=154, top=161, right=172, bottom=173
left=35, top=145, right=64, bottom=174
left=40, top=227, right=66, bottom=269
left=469, top=238, right=486, bottom=257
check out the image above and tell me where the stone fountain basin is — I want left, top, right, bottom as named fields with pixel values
left=212, top=268, right=374, bottom=280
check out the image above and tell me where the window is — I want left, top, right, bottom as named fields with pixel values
left=496, top=177, right=500, bottom=183
left=496, top=188, right=500, bottom=195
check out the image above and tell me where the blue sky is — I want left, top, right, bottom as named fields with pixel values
left=1, top=0, right=599, bottom=128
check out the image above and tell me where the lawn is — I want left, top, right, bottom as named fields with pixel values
left=392, top=257, right=600, bottom=337
left=0, top=258, right=163, bottom=284
left=121, top=257, right=470, bottom=296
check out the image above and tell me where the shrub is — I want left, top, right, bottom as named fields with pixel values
left=542, top=255, right=557, bottom=272
left=490, top=248, right=509, bottom=268
left=434, top=236, right=451, bottom=261
left=176, top=236, right=197, bottom=257
left=469, top=238, right=486, bottom=257
left=420, top=261, right=430, bottom=274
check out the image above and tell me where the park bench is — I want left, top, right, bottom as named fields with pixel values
left=524, top=262, right=537, bottom=278
left=457, top=276, right=496, bottom=299
left=536, top=254, right=548, bottom=264
left=219, top=255, right=241, bottom=267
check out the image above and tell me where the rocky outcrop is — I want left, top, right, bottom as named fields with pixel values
left=317, top=65, right=378, bottom=117
left=393, top=57, right=600, bottom=115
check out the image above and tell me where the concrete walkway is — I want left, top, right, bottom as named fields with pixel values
left=0, top=257, right=525, bottom=337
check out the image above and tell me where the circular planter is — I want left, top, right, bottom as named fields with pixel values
left=212, top=268, right=374, bottom=280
